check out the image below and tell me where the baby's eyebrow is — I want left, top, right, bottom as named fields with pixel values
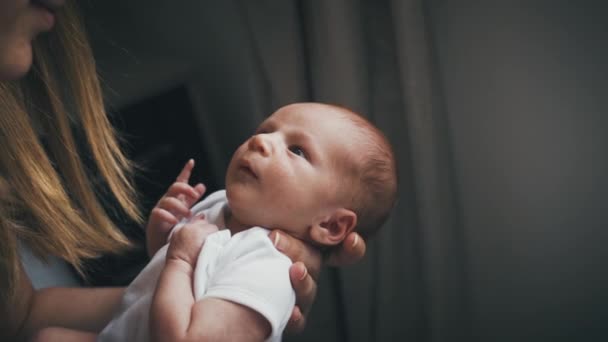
left=292, top=130, right=314, bottom=143
left=291, top=130, right=321, bottom=160
left=256, top=119, right=277, bottom=133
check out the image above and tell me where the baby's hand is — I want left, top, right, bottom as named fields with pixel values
left=166, top=216, right=219, bottom=268
left=146, top=159, right=206, bottom=257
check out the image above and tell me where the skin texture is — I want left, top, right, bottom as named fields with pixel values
left=30, top=327, right=96, bottom=342
left=225, top=103, right=358, bottom=244
left=0, top=0, right=62, bottom=80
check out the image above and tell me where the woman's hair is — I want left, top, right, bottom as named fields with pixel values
left=0, top=1, right=142, bottom=304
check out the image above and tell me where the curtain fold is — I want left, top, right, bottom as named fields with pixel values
left=390, top=1, right=472, bottom=340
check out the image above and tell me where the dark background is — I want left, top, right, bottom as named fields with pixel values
left=78, top=1, right=608, bottom=341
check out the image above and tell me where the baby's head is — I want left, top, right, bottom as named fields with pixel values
left=225, top=102, right=397, bottom=246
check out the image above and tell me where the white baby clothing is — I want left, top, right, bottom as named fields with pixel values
left=98, top=190, right=294, bottom=342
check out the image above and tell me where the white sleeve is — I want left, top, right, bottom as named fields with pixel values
left=202, top=227, right=295, bottom=339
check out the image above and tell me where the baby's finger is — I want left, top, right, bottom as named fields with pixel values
left=167, top=223, right=209, bottom=266
left=182, top=183, right=207, bottom=208
left=166, top=182, right=201, bottom=201
left=193, top=183, right=206, bottom=198
left=153, top=208, right=179, bottom=225
left=158, top=197, right=191, bottom=219
left=176, top=159, right=195, bottom=183
left=180, top=183, right=206, bottom=208
left=150, top=207, right=179, bottom=227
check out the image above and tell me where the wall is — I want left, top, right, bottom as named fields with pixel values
left=427, top=1, right=608, bottom=340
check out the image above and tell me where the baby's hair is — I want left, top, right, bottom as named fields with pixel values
left=329, top=105, right=398, bottom=240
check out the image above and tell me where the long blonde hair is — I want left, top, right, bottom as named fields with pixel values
left=0, top=1, right=142, bottom=303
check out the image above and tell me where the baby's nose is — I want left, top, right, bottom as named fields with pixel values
left=248, top=134, right=271, bottom=156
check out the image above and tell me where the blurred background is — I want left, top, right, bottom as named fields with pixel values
left=73, top=0, right=608, bottom=341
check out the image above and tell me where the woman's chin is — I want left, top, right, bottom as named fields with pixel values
left=0, top=47, right=33, bottom=81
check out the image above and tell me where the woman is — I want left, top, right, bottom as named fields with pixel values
left=0, top=0, right=366, bottom=340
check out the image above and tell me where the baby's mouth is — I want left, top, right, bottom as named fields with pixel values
left=239, top=160, right=258, bottom=179
left=241, top=166, right=257, bottom=179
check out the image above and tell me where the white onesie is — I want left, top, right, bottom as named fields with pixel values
left=98, top=190, right=295, bottom=342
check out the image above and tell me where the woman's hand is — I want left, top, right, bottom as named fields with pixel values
left=268, top=230, right=367, bottom=333
left=146, top=159, right=206, bottom=257
left=325, top=232, right=367, bottom=267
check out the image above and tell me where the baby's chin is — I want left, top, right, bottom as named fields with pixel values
left=225, top=188, right=307, bottom=234
left=225, top=192, right=264, bottom=226
left=227, top=204, right=292, bottom=233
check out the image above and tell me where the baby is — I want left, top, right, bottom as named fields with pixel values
left=98, top=102, right=397, bottom=341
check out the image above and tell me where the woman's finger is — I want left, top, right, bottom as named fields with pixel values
left=285, top=305, right=306, bottom=334
left=325, top=232, right=366, bottom=267
left=269, top=230, right=322, bottom=280
left=289, top=261, right=317, bottom=316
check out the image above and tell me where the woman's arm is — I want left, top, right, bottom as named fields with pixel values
left=29, top=327, right=97, bottom=342
left=4, top=264, right=124, bottom=341
left=25, top=286, right=125, bottom=334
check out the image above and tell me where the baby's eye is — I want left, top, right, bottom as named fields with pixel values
left=289, top=145, right=307, bottom=158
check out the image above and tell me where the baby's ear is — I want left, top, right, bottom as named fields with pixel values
left=310, top=208, right=357, bottom=246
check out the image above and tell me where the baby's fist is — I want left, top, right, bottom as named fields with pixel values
left=166, top=216, right=219, bottom=267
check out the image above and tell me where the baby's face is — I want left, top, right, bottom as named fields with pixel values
left=225, top=103, right=358, bottom=236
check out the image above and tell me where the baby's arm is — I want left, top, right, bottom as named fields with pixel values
left=150, top=221, right=270, bottom=342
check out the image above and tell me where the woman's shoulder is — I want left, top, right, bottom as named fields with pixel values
left=19, top=243, right=82, bottom=289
